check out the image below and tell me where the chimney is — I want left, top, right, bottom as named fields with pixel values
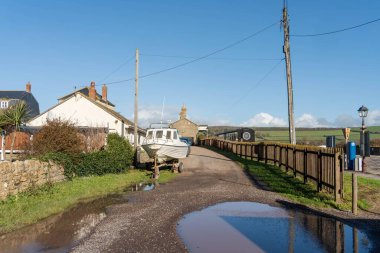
left=179, top=104, right=187, bottom=119
left=26, top=82, right=31, bottom=93
left=102, top=84, right=107, bottom=102
left=89, top=81, right=96, bottom=100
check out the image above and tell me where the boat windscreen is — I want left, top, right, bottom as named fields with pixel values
left=156, top=130, right=163, bottom=139
left=166, top=131, right=172, bottom=139
left=147, top=131, right=153, bottom=139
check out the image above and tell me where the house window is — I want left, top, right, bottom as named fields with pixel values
left=0, top=101, right=8, bottom=108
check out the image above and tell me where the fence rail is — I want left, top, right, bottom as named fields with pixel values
left=200, top=138, right=344, bottom=201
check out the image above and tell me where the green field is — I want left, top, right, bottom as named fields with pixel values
left=209, top=126, right=380, bottom=145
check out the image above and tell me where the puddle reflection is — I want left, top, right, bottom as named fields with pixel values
left=130, top=182, right=156, bottom=192
left=177, top=202, right=379, bottom=253
left=0, top=181, right=156, bottom=253
left=0, top=196, right=122, bottom=253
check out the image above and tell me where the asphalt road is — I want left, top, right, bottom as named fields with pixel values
left=72, top=147, right=283, bottom=253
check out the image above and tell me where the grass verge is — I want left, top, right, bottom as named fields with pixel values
left=343, top=173, right=380, bottom=213
left=207, top=146, right=380, bottom=212
left=0, top=169, right=176, bottom=234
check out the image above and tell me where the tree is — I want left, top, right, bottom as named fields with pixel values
left=3, top=102, right=30, bottom=161
left=0, top=110, right=9, bottom=160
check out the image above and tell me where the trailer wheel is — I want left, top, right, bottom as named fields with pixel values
left=178, top=162, right=184, bottom=173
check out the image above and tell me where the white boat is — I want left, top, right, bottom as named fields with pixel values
left=142, top=127, right=190, bottom=164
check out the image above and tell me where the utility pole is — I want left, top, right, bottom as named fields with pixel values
left=134, top=48, right=139, bottom=150
left=283, top=6, right=296, bottom=144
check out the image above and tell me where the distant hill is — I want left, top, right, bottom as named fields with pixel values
left=207, top=125, right=380, bottom=145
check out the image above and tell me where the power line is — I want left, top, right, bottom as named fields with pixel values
left=138, top=21, right=280, bottom=80
left=97, top=55, right=135, bottom=84
left=77, top=20, right=280, bottom=88
left=230, top=58, right=285, bottom=107
left=140, top=53, right=283, bottom=61
left=291, top=17, right=380, bottom=37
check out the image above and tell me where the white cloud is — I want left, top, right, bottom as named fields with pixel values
left=367, top=109, right=380, bottom=126
left=241, top=113, right=287, bottom=127
left=295, top=114, right=331, bottom=128
left=136, top=105, right=179, bottom=128
left=334, top=115, right=359, bottom=127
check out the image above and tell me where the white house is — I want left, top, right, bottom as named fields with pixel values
left=28, top=82, right=146, bottom=145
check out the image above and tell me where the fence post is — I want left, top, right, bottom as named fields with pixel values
left=293, top=147, right=297, bottom=177
left=286, top=146, right=289, bottom=172
left=274, top=144, right=277, bottom=166
left=258, top=144, right=261, bottom=162
left=279, top=146, right=283, bottom=168
left=340, top=153, right=344, bottom=200
left=304, top=148, right=308, bottom=184
left=265, top=144, right=268, bottom=164
left=334, top=153, right=342, bottom=202
left=352, top=173, right=358, bottom=215
left=251, top=144, right=254, bottom=160
left=317, top=151, right=322, bottom=192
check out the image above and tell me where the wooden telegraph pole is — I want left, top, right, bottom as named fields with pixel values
left=134, top=48, right=139, bottom=150
left=283, top=6, right=296, bottom=144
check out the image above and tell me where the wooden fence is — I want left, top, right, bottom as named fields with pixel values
left=200, top=138, right=344, bottom=201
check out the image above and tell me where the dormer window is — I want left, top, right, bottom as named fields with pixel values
left=0, top=101, right=8, bottom=108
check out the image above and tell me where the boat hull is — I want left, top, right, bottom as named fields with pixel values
left=142, top=143, right=189, bottom=163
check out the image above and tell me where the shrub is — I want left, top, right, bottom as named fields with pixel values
left=42, top=133, right=135, bottom=178
left=40, top=152, right=77, bottom=179
left=106, top=133, right=134, bottom=168
left=33, top=119, right=83, bottom=156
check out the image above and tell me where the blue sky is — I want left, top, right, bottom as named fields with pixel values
left=1, top=0, right=379, bottom=127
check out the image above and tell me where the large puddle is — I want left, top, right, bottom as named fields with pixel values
left=177, top=202, right=380, bottom=253
left=0, top=183, right=155, bottom=253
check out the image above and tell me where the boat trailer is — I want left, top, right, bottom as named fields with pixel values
left=149, top=156, right=184, bottom=179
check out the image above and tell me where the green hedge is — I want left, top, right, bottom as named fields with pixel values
left=41, top=133, right=135, bottom=178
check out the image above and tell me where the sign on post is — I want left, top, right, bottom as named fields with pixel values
left=342, top=128, right=351, bottom=142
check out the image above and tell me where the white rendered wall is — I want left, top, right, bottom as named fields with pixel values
left=28, top=94, right=145, bottom=144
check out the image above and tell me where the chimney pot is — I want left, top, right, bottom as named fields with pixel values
left=102, top=84, right=108, bottom=102
left=89, top=81, right=97, bottom=100
left=26, top=82, right=31, bottom=93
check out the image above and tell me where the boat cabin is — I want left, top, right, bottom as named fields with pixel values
left=146, top=129, right=180, bottom=141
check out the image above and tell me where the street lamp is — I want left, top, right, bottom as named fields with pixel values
left=357, top=105, right=368, bottom=172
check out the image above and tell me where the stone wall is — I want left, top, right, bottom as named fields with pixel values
left=0, top=160, right=65, bottom=200
left=171, top=118, right=198, bottom=144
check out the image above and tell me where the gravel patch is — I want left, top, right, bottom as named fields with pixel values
left=72, top=147, right=380, bottom=253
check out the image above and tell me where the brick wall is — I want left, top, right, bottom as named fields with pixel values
left=0, top=160, right=65, bottom=200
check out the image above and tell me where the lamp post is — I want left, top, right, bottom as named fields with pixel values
left=358, top=105, right=368, bottom=172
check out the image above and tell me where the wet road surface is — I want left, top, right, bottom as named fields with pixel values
left=72, top=147, right=380, bottom=253
left=72, top=147, right=285, bottom=252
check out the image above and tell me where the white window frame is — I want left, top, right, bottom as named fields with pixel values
left=0, top=101, right=8, bottom=108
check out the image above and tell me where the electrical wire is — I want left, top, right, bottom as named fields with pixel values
left=291, top=17, right=380, bottom=37
left=140, top=53, right=283, bottom=61
left=230, top=58, right=285, bottom=107
left=138, top=21, right=280, bottom=80
left=97, top=55, right=135, bottom=84
left=77, top=20, right=280, bottom=88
